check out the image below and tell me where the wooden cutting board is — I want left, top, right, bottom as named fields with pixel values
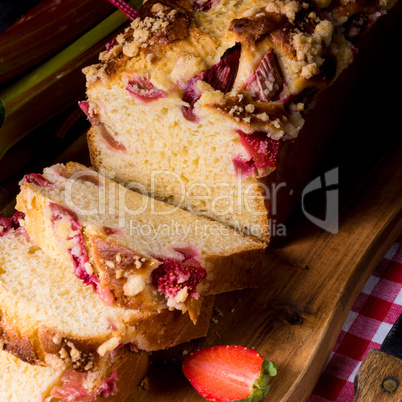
left=127, top=141, right=401, bottom=402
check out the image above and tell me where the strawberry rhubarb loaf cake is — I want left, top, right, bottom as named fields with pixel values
left=82, top=0, right=396, bottom=240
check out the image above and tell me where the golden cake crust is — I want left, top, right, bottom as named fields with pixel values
left=83, top=0, right=356, bottom=119
left=0, top=295, right=214, bottom=372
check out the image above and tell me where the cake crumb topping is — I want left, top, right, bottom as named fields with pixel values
left=83, top=0, right=392, bottom=145
left=97, top=337, right=120, bottom=357
left=265, top=0, right=301, bottom=22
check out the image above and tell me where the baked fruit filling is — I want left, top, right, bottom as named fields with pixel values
left=49, top=368, right=118, bottom=401
left=193, top=0, right=218, bottom=12
left=233, top=131, right=282, bottom=178
left=151, top=248, right=206, bottom=310
left=23, top=173, right=55, bottom=188
left=79, top=101, right=126, bottom=153
left=328, top=0, right=388, bottom=42
left=49, top=203, right=99, bottom=289
left=47, top=200, right=206, bottom=313
left=126, top=74, right=167, bottom=102
left=181, top=42, right=241, bottom=122
left=0, top=211, right=25, bottom=237
left=244, top=49, right=284, bottom=103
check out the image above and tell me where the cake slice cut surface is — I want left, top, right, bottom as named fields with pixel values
left=16, top=162, right=265, bottom=323
left=0, top=220, right=213, bottom=371
left=0, top=345, right=149, bottom=402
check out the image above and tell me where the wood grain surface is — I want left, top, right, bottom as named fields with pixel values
left=354, top=349, right=402, bottom=402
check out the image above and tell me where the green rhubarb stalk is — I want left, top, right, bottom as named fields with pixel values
left=0, top=0, right=142, bottom=159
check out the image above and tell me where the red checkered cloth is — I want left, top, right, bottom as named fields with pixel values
left=309, top=239, right=402, bottom=401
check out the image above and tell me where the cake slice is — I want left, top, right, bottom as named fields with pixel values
left=16, top=162, right=265, bottom=322
left=83, top=0, right=396, bottom=240
left=0, top=346, right=149, bottom=402
left=0, top=217, right=213, bottom=372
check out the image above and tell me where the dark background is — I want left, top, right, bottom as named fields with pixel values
left=0, top=0, right=42, bottom=32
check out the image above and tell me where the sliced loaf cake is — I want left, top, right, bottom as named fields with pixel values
left=0, top=346, right=149, bottom=402
left=0, top=217, right=213, bottom=372
left=16, top=162, right=265, bottom=323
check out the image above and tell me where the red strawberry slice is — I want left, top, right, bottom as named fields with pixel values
left=126, top=75, right=166, bottom=103
left=204, top=42, right=241, bottom=94
left=244, top=49, right=283, bottom=102
left=21, top=173, right=55, bottom=188
left=181, top=43, right=241, bottom=121
left=183, top=345, right=277, bottom=401
left=237, top=130, right=282, bottom=174
left=0, top=211, right=25, bottom=237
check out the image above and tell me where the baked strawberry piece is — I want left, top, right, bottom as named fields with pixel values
left=182, top=345, right=277, bottom=401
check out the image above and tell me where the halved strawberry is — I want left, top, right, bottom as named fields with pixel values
left=182, top=345, right=277, bottom=401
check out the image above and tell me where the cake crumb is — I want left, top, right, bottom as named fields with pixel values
left=59, top=347, right=69, bottom=360
left=84, top=262, right=94, bottom=275
left=67, top=342, right=81, bottom=362
left=139, top=377, right=150, bottom=391
left=245, top=104, right=255, bottom=113
left=52, top=334, right=62, bottom=345
left=213, top=306, right=224, bottom=317
left=97, top=337, right=120, bottom=357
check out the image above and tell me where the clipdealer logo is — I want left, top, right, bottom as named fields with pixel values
left=301, top=167, right=339, bottom=234
left=61, top=166, right=339, bottom=236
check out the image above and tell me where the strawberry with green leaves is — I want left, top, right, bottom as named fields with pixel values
left=182, top=345, right=277, bottom=401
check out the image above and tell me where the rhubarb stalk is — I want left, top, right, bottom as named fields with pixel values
left=0, top=0, right=142, bottom=159
left=0, top=0, right=116, bottom=86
